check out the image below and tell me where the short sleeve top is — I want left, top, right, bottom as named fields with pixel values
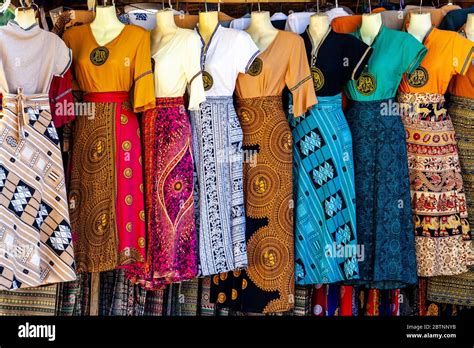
left=152, top=28, right=205, bottom=110
left=195, top=25, right=260, bottom=97
left=62, top=24, right=155, bottom=112
left=448, top=30, right=474, bottom=98
left=399, top=28, right=473, bottom=94
left=344, top=26, right=427, bottom=101
left=0, top=21, right=71, bottom=94
left=235, top=30, right=317, bottom=117
left=301, top=29, right=372, bottom=96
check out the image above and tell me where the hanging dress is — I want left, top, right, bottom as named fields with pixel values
left=291, top=28, right=372, bottom=285
left=344, top=25, right=427, bottom=289
left=126, top=27, right=206, bottom=290
left=427, top=29, right=474, bottom=306
left=190, top=25, right=259, bottom=276
left=0, top=21, right=76, bottom=290
left=212, top=30, right=316, bottom=313
left=62, top=24, right=155, bottom=273
left=398, top=27, right=474, bottom=277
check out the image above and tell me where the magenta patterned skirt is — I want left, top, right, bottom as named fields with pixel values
left=126, top=97, right=197, bottom=289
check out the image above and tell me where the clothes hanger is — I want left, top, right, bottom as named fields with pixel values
left=0, top=0, right=11, bottom=14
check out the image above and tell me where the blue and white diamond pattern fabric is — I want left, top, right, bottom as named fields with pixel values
left=299, top=130, right=322, bottom=156
left=10, top=183, right=33, bottom=213
left=49, top=223, right=72, bottom=252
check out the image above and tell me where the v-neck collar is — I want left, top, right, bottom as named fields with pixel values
left=306, top=27, right=331, bottom=63
left=154, top=27, right=182, bottom=57
left=195, top=23, right=221, bottom=50
left=195, top=24, right=221, bottom=70
left=356, top=24, right=384, bottom=47
left=255, top=30, right=282, bottom=58
left=87, top=23, right=126, bottom=48
left=8, top=20, right=39, bottom=32
left=422, top=26, right=435, bottom=45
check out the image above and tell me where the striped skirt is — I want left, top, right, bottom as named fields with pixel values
left=289, top=94, right=359, bottom=285
left=190, top=96, right=247, bottom=276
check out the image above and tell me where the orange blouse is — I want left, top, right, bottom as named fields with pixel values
left=399, top=28, right=474, bottom=94
left=62, top=24, right=155, bottom=112
left=449, top=30, right=474, bottom=99
left=235, top=30, right=316, bottom=117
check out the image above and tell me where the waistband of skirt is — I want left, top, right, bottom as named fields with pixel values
left=315, top=94, right=342, bottom=106
left=203, top=95, right=233, bottom=103
left=398, top=92, right=445, bottom=105
left=2, top=92, right=50, bottom=108
left=236, top=95, right=282, bottom=108
left=449, top=95, right=474, bottom=110
left=347, top=97, right=396, bottom=107
left=83, top=91, right=130, bottom=103
left=155, top=96, right=184, bottom=108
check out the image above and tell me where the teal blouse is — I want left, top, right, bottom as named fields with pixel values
left=344, top=26, right=427, bottom=101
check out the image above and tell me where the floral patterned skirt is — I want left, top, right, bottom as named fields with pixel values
left=126, top=97, right=197, bottom=290
left=398, top=92, right=471, bottom=277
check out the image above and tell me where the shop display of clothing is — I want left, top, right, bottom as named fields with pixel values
left=63, top=24, right=155, bottom=273
left=291, top=29, right=372, bottom=285
left=0, top=2, right=473, bottom=318
left=212, top=30, right=316, bottom=313
left=191, top=25, right=259, bottom=276
left=398, top=27, right=474, bottom=277
left=344, top=26, right=427, bottom=289
left=126, top=28, right=205, bottom=290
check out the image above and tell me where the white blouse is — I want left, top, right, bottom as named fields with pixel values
left=195, top=25, right=260, bottom=97
left=152, top=27, right=205, bottom=110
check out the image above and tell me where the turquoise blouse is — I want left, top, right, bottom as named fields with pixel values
left=344, top=25, right=427, bottom=101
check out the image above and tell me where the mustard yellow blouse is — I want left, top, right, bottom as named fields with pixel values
left=62, top=24, right=155, bottom=112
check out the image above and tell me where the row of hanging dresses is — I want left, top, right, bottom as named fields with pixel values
left=211, top=30, right=317, bottom=313
left=427, top=20, right=474, bottom=307
left=191, top=25, right=259, bottom=276
left=126, top=27, right=206, bottom=289
left=291, top=29, right=372, bottom=285
left=397, top=27, right=473, bottom=277
left=344, top=26, right=427, bottom=289
left=62, top=24, right=155, bottom=273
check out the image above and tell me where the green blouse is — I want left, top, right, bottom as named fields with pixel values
left=344, top=25, right=427, bottom=101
